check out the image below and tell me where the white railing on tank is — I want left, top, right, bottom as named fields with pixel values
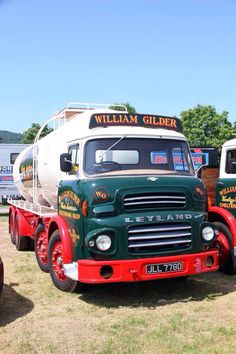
left=8, top=198, right=57, bottom=217
left=32, top=102, right=128, bottom=203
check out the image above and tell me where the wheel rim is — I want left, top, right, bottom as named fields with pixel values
left=51, top=241, right=66, bottom=281
left=36, top=231, right=48, bottom=265
left=216, top=232, right=230, bottom=263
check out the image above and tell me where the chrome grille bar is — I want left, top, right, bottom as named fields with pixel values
left=128, top=222, right=192, bottom=252
left=128, top=225, right=191, bottom=234
left=129, top=232, right=191, bottom=241
left=124, top=196, right=186, bottom=201
left=128, top=239, right=191, bottom=248
left=124, top=200, right=186, bottom=206
left=123, top=193, right=186, bottom=210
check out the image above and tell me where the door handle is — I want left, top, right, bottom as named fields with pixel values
left=217, top=181, right=224, bottom=187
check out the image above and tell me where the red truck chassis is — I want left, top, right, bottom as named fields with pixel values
left=9, top=205, right=219, bottom=286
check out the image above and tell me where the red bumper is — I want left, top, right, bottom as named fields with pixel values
left=77, top=250, right=219, bottom=284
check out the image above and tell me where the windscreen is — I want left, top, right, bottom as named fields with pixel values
left=84, top=138, right=194, bottom=176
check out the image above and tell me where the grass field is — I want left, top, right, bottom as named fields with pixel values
left=0, top=215, right=236, bottom=354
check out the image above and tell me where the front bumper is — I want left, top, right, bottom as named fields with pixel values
left=63, top=250, right=219, bottom=284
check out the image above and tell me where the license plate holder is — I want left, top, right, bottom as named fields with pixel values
left=146, top=261, right=183, bottom=274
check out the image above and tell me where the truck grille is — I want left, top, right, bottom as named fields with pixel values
left=123, top=193, right=186, bottom=210
left=128, top=222, right=191, bottom=253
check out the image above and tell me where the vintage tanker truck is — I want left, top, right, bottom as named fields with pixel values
left=8, top=103, right=220, bottom=292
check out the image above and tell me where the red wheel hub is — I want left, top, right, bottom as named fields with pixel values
left=51, top=241, right=66, bottom=281
left=36, top=231, right=48, bottom=265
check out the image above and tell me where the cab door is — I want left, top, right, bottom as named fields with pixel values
left=216, top=147, right=236, bottom=217
left=58, top=142, right=83, bottom=261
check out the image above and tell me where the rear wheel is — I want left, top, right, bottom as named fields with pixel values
left=15, top=216, right=29, bottom=251
left=48, top=230, right=80, bottom=292
left=35, top=224, right=49, bottom=272
left=9, top=212, right=16, bottom=244
left=213, top=222, right=235, bottom=274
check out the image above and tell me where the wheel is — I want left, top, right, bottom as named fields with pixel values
left=213, top=222, right=235, bottom=274
left=9, top=212, right=16, bottom=245
left=48, top=230, right=80, bottom=292
left=35, top=224, right=49, bottom=272
left=15, top=216, right=29, bottom=251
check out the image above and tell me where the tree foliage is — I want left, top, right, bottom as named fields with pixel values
left=181, top=105, right=234, bottom=150
left=0, top=130, right=23, bottom=143
left=21, top=123, right=53, bottom=144
left=109, top=102, right=136, bottom=114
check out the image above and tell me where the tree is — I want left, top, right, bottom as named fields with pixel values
left=21, top=123, right=53, bottom=144
left=0, top=130, right=23, bottom=143
left=181, top=105, right=234, bottom=150
left=109, top=102, right=136, bottom=114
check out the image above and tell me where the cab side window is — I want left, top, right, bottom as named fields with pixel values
left=226, top=149, right=236, bottom=174
left=68, top=144, right=80, bottom=175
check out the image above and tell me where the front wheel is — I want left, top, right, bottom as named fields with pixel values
left=213, top=222, right=235, bottom=274
left=48, top=230, right=80, bottom=292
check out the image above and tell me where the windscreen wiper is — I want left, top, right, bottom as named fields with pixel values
left=98, top=136, right=126, bottom=162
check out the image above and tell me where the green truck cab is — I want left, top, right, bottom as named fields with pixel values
left=56, top=111, right=218, bottom=291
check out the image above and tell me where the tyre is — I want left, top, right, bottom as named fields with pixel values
left=213, top=222, right=235, bottom=274
left=15, top=216, right=29, bottom=251
left=48, top=230, right=80, bottom=292
left=9, top=212, right=16, bottom=245
left=34, top=224, right=49, bottom=272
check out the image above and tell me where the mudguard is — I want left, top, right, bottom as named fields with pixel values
left=208, top=205, right=236, bottom=247
left=48, top=215, right=72, bottom=264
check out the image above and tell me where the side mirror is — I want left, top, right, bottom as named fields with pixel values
left=60, top=153, right=72, bottom=172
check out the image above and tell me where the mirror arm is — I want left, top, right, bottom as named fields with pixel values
left=196, top=163, right=207, bottom=178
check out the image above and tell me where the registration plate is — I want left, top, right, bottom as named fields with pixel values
left=146, top=261, right=183, bottom=274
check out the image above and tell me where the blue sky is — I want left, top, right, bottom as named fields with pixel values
left=0, top=0, right=236, bottom=133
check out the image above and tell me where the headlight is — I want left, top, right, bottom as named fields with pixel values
left=202, top=226, right=215, bottom=241
left=96, top=235, right=112, bottom=251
